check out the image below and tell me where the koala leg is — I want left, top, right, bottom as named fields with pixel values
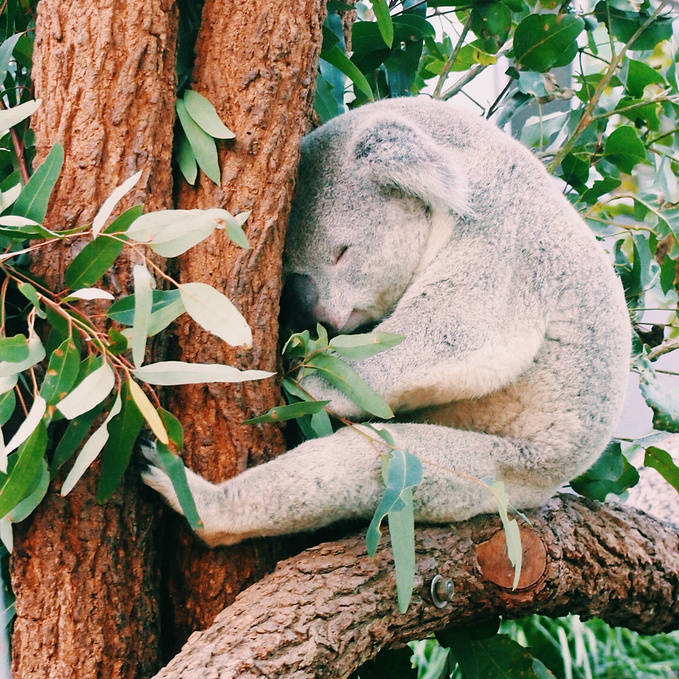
left=143, top=423, right=560, bottom=547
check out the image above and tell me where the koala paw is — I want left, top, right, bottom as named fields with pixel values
left=141, top=456, right=185, bottom=517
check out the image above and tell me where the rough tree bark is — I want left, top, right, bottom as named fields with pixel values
left=10, top=2, right=177, bottom=677
left=164, top=0, right=326, bottom=645
left=154, top=495, right=679, bottom=678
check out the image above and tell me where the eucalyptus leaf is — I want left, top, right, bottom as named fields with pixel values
left=132, top=264, right=154, bottom=368
left=2, top=395, right=46, bottom=470
left=179, top=282, right=252, bottom=347
left=156, top=442, right=202, bottom=530
left=51, top=402, right=106, bottom=471
left=92, top=170, right=142, bottom=236
left=514, top=14, right=584, bottom=72
left=183, top=90, right=235, bottom=139
left=638, top=355, right=679, bottom=433
left=330, top=331, right=404, bottom=360
left=570, top=441, right=640, bottom=500
left=39, top=338, right=80, bottom=405
left=133, top=361, right=274, bottom=385
left=177, top=134, right=198, bottom=185
left=107, top=289, right=182, bottom=325
left=12, top=142, right=64, bottom=223
left=370, top=0, right=394, bottom=48
left=0, top=336, right=45, bottom=378
left=17, top=281, right=45, bottom=318
left=0, top=334, right=29, bottom=363
left=387, top=489, right=416, bottom=612
left=176, top=98, right=220, bottom=184
left=56, top=361, right=115, bottom=420
left=0, top=390, right=15, bottom=426
left=321, top=45, right=374, bottom=99
left=61, top=393, right=122, bottom=496
left=64, top=288, right=115, bottom=302
left=128, top=379, right=168, bottom=444
left=644, top=446, right=679, bottom=493
left=0, top=99, right=40, bottom=134
left=244, top=400, right=330, bottom=424
left=8, top=458, right=48, bottom=523
left=488, top=481, right=523, bottom=590
left=305, top=353, right=393, bottom=419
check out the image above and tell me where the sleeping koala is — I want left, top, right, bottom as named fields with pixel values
left=142, top=97, right=631, bottom=547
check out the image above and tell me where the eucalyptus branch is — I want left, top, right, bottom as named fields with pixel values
left=440, top=63, right=487, bottom=101
left=647, top=125, right=679, bottom=146
left=432, top=12, right=472, bottom=99
left=648, top=337, right=679, bottom=361
left=588, top=92, right=679, bottom=123
left=547, top=4, right=669, bottom=173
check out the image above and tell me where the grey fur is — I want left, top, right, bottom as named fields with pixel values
left=142, top=98, right=631, bottom=547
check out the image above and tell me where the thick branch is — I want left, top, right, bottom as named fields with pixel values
left=154, top=495, right=679, bottom=679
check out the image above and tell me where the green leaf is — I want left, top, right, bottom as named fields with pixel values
left=571, top=441, right=640, bottom=500
left=92, top=171, right=142, bottom=236
left=176, top=99, right=220, bottom=184
left=366, top=449, right=422, bottom=556
left=0, top=334, right=29, bottom=363
left=132, top=361, right=274, bottom=385
left=305, top=353, right=393, bottom=419
left=622, top=59, right=665, bottom=98
left=128, top=378, right=168, bottom=444
left=177, top=134, right=198, bottom=185
left=97, top=381, right=144, bottom=502
left=107, top=328, right=128, bottom=355
left=0, top=390, right=15, bottom=426
left=51, top=402, right=106, bottom=471
left=638, top=355, right=679, bottom=433
left=39, top=338, right=80, bottom=405
left=604, top=126, right=646, bottom=173
left=446, top=633, right=542, bottom=679
left=56, top=362, right=115, bottom=420
left=8, top=458, right=49, bottom=523
left=107, top=289, right=182, bottom=325
left=2, top=396, right=46, bottom=471
left=388, top=489, right=416, bottom=612
left=370, top=0, right=393, bottom=48
left=310, top=408, right=334, bottom=438
left=156, top=443, right=202, bottom=530
left=63, top=206, right=141, bottom=288
left=61, top=392, right=122, bottom=496
left=12, top=143, right=64, bottom=223
left=0, top=421, right=47, bottom=520
left=0, top=34, right=22, bottom=84
left=330, top=331, right=405, bottom=360
left=321, top=45, right=374, bottom=99
left=132, top=264, right=153, bottom=368
left=244, top=400, right=330, bottom=424
left=0, top=336, right=45, bottom=378
left=594, top=2, right=673, bottom=51
left=183, top=90, right=235, bottom=139
left=17, top=281, right=45, bottom=318
left=179, top=282, right=252, bottom=347
left=513, top=14, right=584, bottom=72
left=158, top=408, right=183, bottom=449
left=644, top=447, right=679, bottom=493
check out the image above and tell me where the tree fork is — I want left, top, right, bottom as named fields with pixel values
left=154, top=495, right=679, bottom=678
left=10, top=2, right=178, bottom=677
left=166, top=0, right=326, bottom=645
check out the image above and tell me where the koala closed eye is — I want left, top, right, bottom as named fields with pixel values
left=332, top=245, right=350, bottom=265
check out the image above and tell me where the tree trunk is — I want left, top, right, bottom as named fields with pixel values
left=10, top=2, right=177, bottom=677
left=153, top=495, right=679, bottom=678
left=164, top=0, right=325, bottom=646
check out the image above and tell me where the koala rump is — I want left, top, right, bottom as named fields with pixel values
left=143, top=98, right=631, bottom=548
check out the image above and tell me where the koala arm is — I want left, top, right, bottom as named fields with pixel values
left=303, top=251, right=547, bottom=419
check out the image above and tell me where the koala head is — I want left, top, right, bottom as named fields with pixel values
left=282, top=111, right=467, bottom=334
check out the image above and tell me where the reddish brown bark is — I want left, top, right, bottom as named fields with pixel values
left=10, top=2, right=178, bottom=677
left=165, top=0, right=325, bottom=642
left=154, top=496, right=679, bottom=679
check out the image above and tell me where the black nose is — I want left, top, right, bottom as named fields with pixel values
left=280, top=273, right=318, bottom=331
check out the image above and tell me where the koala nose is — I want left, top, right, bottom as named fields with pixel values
left=280, top=273, right=318, bottom=330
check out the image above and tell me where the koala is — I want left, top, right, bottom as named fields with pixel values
left=143, top=97, right=631, bottom=547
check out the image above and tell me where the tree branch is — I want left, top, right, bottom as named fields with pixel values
left=152, top=495, right=679, bottom=678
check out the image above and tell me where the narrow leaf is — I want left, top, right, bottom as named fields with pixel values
left=644, top=447, right=679, bottom=493
left=0, top=421, right=47, bottom=520
left=17, top=281, right=46, bottom=318
left=56, top=362, right=115, bottom=419
left=305, top=353, right=393, bottom=419
left=39, top=338, right=80, bottom=405
left=128, top=379, right=168, bottom=444
left=177, top=134, right=198, bottom=185
left=158, top=408, right=183, bottom=449
left=638, top=355, right=679, bottom=433
left=132, top=264, right=153, bottom=368
left=92, top=170, right=143, bottom=236
left=156, top=443, right=202, bottom=530
left=3, top=395, right=46, bottom=466
left=12, top=142, right=64, bottom=223
left=176, top=99, right=220, bottom=183
left=96, top=382, right=144, bottom=502
left=65, top=288, right=115, bottom=301
left=61, top=393, right=122, bottom=496
left=64, top=236, right=124, bottom=289
left=179, top=282, right=252, bottom=347
left=107, top=289, right=182, bottom=325
left=133, top=361, right=274, bottom=385
left=0, top=99, right=40, bottom=134
left=366, top=449, right=422, bottom=555
left=9, top=458, right=49, bottom=522
left=244, top=400, right=330, bottom=424
left=0, top=390, right=15, bottom=426
left=321, top=46, right=373, bottom=99
left=0, top=336, right=44, bottom=378
left=0, top=334, right=29, bottom=363
left=488, top=481, right=522, bottom=590
left=51, top=403, right=106, bottom=471
left=330, top=331, right=405, bottom=360
left=370, top=0, right=394, bottom=47
left=183, top=90, right=235, bottom=139
left=388, top=489, right=416, bottom=613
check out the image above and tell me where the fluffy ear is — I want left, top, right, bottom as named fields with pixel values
left=350, top=117, right=469, bottom=215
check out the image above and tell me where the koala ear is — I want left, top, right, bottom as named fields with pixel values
left=351, top=117, right=469, bottom=215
